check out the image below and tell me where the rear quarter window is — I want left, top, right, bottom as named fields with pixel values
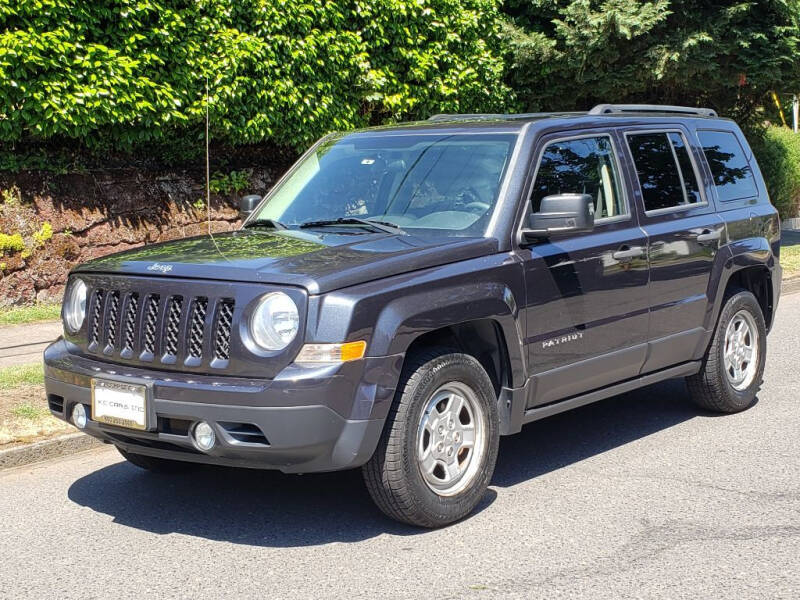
left=697, top=130, right=758, bottom=201
left=625, top=131, right=702, bottom=212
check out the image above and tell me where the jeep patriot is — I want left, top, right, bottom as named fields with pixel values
left=46, top=104, right=781, bottom=527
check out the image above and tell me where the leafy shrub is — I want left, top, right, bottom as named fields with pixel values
left=1, top=187, right=19, bottom=204
left=32, top=222, right=53, bottom=247
left=0, top=232, right=24, bottom=254
left=752, top=125, right=800, bottom=219
left=0, top=0, right=511, bottom=159
left=210, top=170, right=250, bottom=196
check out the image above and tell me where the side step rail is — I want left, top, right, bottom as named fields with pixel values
left=522, top=361, right=701, bottom=425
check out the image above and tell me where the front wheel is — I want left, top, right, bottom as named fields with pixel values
left=363, top=348, right=500, bottom=528
left=687, top=290, right=767, bottom=413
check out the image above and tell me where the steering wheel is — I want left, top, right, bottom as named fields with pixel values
left=464, top=201, right=490, bottom=214
left=455, top=187, right=490, bottom=215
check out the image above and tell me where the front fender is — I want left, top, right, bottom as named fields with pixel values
left=373, top=282, right=525, bottom=387
left=305, top=254, right=527, bottom=389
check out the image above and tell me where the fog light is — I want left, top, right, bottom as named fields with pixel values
left=193, top=421, right=216, bottom=451
left=72, top=403, right=87, bottom=429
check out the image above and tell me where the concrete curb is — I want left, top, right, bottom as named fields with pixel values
left=0, top=432, right=104, bottom=471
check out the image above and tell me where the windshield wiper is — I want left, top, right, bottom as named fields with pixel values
left=299, top=217, right=404, bottom=235
left=243, top=218, right=287, bottom=230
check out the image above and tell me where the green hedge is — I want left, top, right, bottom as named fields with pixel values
left=752, top=126, right=800, bottom=219
left=0, top=0, right=511, bottom=156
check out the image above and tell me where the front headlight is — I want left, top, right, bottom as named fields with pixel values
left=63, top=278, right=87, bottom=333
left=249, top=292, right=299, bottom=351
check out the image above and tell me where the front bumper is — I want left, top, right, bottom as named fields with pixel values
left=44, top=340, right=403, bottom=473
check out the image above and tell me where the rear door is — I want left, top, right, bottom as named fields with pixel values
left=520, top=131, right=650, bottom=407
left=621, top=127, right=725, bottom=373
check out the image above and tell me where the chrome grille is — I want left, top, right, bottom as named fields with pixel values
left=214, top=300, right=234, bottom=361
left=84, top=285, right=233, bottom=370
left=187, top=298, right=208, bottom=359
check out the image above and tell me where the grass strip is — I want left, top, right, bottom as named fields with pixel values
left=0, top=303, right=60, bottom=326
left=0, top=363, right=44, bottom=389
left=781, top=243, right=800, bottom=278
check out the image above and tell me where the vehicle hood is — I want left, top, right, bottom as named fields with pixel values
left=72, top=230, right=499, bottom=294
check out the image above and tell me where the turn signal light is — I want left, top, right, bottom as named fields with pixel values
left=295, top=340, right=367, bottom=363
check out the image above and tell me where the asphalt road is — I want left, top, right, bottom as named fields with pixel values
left=2, top=294, right=799, bottom=599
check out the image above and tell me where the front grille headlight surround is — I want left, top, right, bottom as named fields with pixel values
left=63, top=278, right=88, bottom=334
left=247, top=292, right=300, bottom=352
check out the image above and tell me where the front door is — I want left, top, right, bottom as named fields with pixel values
left=521, top=132, right=650, bottom=407
left=621, top=127, right=724, bottom=373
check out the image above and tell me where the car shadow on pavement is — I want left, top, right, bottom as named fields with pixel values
left=67, top=452, right=443, bottom=546
left=492, top=378, right=708, bottom=488
left=67, top=377, right=727, bottom=547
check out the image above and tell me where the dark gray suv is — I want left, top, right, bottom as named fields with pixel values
left=45, top=104, right=781, bottom=527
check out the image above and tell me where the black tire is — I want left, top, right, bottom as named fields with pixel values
left=686, top=290, right=767, bottom=413
left=362, top=348, right=500, bottom=528
left=116, top=447, right=193, bottom=473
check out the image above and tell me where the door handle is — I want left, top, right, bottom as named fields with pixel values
left=612, top=245, right=645, bottom=261
left=695, top=229, right=722, bottom=244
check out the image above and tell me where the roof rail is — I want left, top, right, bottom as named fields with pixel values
left=589, top=104, right=718, bottom=118
left=428, top=114, right=497, bottom=121
left=427, top=112, right=585, bottom=122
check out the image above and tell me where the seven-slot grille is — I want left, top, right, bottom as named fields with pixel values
left=87, top=287, right=234, bottom=368
left=187, top=298, right=208, bottom=359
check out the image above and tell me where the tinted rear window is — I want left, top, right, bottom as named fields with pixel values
left=697, top=130, right=758, bottom=201
left=626, top=132, right=702, bottom=212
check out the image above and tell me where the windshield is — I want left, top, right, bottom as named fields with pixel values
left=250, top=132, right=517, bottom=236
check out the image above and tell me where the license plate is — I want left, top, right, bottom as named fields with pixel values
left=91, top=379, right=148, bottom=430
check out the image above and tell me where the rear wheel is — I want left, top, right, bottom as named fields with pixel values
left=116, top=447, right=193, bottom=473
left=363, top=348, right=500, bottom=528
left=687, top=290, right=767, bottom=413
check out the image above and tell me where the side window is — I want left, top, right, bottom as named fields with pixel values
left=668, top=133, right=702, bottom=203
left=697, top=130, right=758, bottom=201
left=626, top=132, right=703, bottom=212
left=531, top=136, right=626, bottom=219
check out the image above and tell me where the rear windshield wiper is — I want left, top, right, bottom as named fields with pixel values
left=299, top=217, right=404, bottom=235
left=243, top=218, right=287, bottom=230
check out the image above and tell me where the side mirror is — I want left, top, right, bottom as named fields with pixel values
left=239, top=194, right=262, bottom=221
left=522, top=193, right=595, bottom=241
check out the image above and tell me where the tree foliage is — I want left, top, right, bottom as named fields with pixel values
left=752, top=125, right=800, bottom=217
left=3, top=0, right=800, bottom=166
left=0, top=0, right=511, bottom=155
left=502, top=0, right=800, bottom=121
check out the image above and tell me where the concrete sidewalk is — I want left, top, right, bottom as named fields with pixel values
left=0, top=321, right=62, bottom=368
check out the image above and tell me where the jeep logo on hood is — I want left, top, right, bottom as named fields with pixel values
left=146, top=263, right=173, bottom=273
